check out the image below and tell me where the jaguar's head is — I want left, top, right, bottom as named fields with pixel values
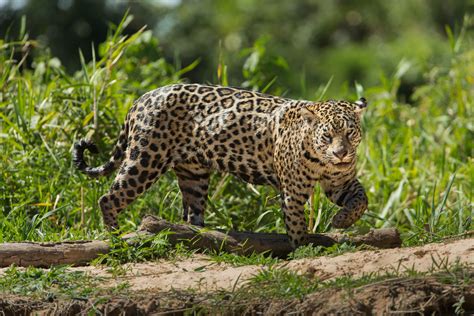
left=303, top=97, right=367, bottom=170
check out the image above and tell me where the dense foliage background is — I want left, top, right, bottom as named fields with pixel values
left=0, top=1, right=472, bottom=245
left=0, top=0, right=472, bottom=97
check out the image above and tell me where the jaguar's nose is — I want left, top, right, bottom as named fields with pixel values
left=333, top=148, right=348, bottom=160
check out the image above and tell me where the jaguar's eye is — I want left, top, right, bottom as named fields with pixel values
left=322, top=133, right=332, bottom=143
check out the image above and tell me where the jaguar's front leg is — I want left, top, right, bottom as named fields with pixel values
left=280, top=185, right=313, bottom=249
left=322, top=177, right=368, bottom=228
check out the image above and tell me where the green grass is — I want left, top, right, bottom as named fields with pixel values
left=208, top=250, right=280, bottom=267
left=91, top=230, right=196, bottom=276
left=0, top=13, right=472, bottom=251
left=237, top=259, right=472, bottom=298
left=287, top=242, right=358, bottom=260
left=197, top=259, right=472, bottom=314
left=0, top=265, right=129, bottom=300
left=94, top=231, right=173, bottom=265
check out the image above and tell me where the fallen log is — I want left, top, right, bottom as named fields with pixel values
left=0, top=240, right=109, bottom=268
left=128, top=215, right=402, bottom=258
left=0, top=215, right=401, bottom=267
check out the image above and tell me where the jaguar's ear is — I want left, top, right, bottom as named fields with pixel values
left=300, top=105, right=319, bottom=122
left=354, top=97, right=367, bottom=115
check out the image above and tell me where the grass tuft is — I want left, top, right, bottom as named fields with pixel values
left=208, top=251, right=280, bottom=267
left=288, top=242, right=357, bottom=260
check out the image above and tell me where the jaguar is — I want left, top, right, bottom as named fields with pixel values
left=73, top=83, right=368, bottom=248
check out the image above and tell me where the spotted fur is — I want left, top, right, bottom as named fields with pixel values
left=73, top=84, right=368, bottom=248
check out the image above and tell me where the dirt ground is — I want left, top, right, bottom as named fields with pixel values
left=1, top=237, right=473, bottom=315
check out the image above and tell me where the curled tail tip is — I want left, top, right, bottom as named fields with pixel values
left=73, top=139, right=99, bottom=172
left=74, top=139, right=98, bottom=153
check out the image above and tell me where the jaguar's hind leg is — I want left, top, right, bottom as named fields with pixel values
left=174, top=163, right=210, bottom=226
left=99, top=157, right=168, bottom=229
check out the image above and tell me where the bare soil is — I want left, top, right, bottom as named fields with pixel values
left=1, top=237, right=473, bottom=315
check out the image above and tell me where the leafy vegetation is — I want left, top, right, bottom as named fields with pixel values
left=1, top=1, right=470, bottom=98
left=0, top=12, right=472, bottom=255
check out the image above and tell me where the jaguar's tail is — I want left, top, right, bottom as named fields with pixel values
left=73, top=123, right=129, bottom=178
